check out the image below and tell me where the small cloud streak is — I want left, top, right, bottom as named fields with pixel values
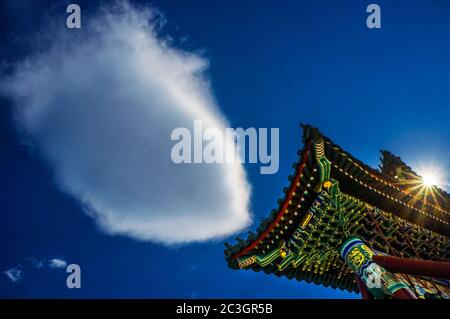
left=4, top=266, right=22, bottom=283
left=3, top=257, right=67, bottom=283
left=27, top=256, right=45, bottom=269
left=48, top=258, right=68, bottom=269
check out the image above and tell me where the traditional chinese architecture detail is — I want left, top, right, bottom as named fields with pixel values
left=339, top=237, right=414, bottom=298
left=224, top=124, right=450, bottom=299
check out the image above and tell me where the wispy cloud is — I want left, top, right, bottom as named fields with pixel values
left=27, top=256, right=45, bottom=269
left=3, top=256, right=68, bottom=284
left=48, top=258, right=68, bottom=269
left=4, top=266, right=22, bottom=283
left=1, top=1, right=251, bottom=244
left=190, top=290, right=198, bottom=299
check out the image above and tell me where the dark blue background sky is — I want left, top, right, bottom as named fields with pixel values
left=0, top=0, right=449, bottom=298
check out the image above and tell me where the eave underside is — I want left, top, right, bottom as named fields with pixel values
left=225, top=125, right=450, bottom=293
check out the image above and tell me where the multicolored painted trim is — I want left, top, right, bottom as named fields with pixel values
left=339, top=236, right=413, bottom=298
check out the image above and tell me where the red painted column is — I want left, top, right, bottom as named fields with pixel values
left=340, top=237, right=417, bottom=299
left=356, top=276, right=373, bottom=299
left=373, top=255, right=450, bottom=280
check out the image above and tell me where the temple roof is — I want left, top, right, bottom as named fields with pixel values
left=224, top=124, right=450, bottom=293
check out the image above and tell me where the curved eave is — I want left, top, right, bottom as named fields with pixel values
left=226, top=138, right=315, bottom=260
left=323, top=137, right=450, bottom=236
left=250, top=261, right=359, bottom=293
left=224, top=124, right=449, bottom=294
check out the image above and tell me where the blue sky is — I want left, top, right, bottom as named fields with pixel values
left=0, top=0, right=449, bottom=298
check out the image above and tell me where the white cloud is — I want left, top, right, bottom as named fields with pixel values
left=1, top=2, right=251, bottom=244
left=4, top=266, right=22, bottom=283
left=27, top=256, right=45, bottom=269
left=48, top=258, right=68, bottom=269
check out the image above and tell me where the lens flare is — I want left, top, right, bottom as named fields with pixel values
left=417, top=166, right=445, bottom=188
left=398, top=164, right=448, bottom=212
left=421, top=171, right=440, bottom=187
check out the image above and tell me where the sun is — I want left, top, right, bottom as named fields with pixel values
left=417, top=166, right=444, bottom=188
left=422, top=172, right=439, bottom=187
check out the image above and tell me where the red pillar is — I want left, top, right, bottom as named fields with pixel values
left=356, top=276, right=373, bottom=299
left=373, top=255, right=450, bottom=280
